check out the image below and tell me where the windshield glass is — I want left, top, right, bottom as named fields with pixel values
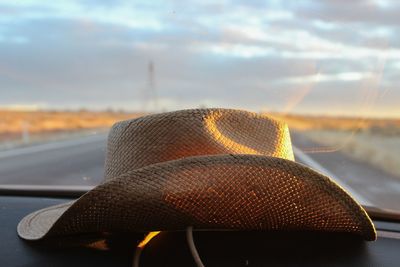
left=0, top=0, right=399, bottom=212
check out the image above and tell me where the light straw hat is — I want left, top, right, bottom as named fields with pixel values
left=17, top=108, right=376, bottom=242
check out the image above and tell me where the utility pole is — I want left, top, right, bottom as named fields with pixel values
left=141, top=60, right=159, bottom=113
left=21, top=121, right=30, bottom=144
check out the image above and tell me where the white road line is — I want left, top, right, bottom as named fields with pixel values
left=293, top=146, right=372, bottom=206
left=0, top=134, right=107, bottom=159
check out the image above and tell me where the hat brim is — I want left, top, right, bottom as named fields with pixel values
left=17, top=154, right=376, bottom=242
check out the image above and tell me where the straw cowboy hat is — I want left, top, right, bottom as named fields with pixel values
left=17, top=108, right=376, bottom=242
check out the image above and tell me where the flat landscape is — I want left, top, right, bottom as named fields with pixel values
left=1, top=110, right=399, bottom=179
left=269, top=113, right=400, bottom=179
left=0, top=110, right=399, bottom=210
left=0, top=110, right=142, bottom=148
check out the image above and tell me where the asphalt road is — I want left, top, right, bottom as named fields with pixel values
left=291, top=132, right=400, bottom=211
left=0, top=134, right=107, bottom=186
left=0, top=132, right=399, bottom=210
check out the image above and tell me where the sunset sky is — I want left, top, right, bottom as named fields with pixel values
left=0, top=0, right=399, bottom=117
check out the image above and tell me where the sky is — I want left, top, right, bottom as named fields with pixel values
left=0, top=0, right=399, bottom=117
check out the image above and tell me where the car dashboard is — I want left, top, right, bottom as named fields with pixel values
left=1, top=195, right=400, bottom=266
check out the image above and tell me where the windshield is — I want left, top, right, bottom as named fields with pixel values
left=0, top=0, right=399, bottom=213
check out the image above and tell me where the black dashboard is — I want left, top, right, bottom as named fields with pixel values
left=1, top=195, right=400, bottom=266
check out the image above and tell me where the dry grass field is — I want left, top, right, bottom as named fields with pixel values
left=0, top=110, right=143, bottom=145
left=268, top=113, right=400, bottom=178
left=269, top=113, right=400, bottom=133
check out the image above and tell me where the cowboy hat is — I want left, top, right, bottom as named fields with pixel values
left=17, top=108, right=376, bottom=242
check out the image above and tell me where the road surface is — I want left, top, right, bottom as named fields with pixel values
left=0, top=134, right=106, bottom=186
left=291, top=131, right=400, bottom=211
left=0, top=132, right=399, bottom=210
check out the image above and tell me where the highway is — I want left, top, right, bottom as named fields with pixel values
left=291, top=132, right=400, bottom=210
left=0, top=134, right=107, bottom=186
left=0, top=131, right=399, bottom=211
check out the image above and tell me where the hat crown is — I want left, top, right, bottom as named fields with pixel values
left=104, top=108, right=294, bottom=181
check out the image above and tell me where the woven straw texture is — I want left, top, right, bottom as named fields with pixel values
left=17, top=108, right=376, bottom=241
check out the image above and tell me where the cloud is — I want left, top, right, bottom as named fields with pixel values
left=295, top=0, right=400, bottom=26
left=0, top=0, right=398, bottom=117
